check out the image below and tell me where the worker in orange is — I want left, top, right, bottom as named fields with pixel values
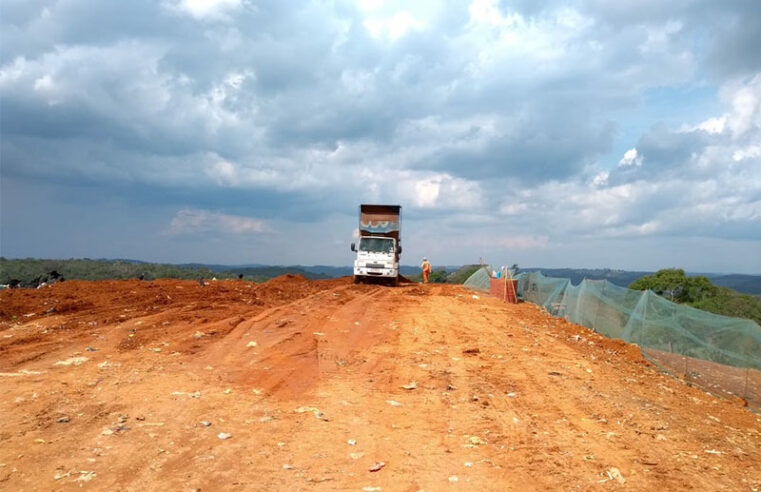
left=421, top=257, right=432, bottom=283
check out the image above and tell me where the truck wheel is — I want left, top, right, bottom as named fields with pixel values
left=353, top=276, right=361, bottom=284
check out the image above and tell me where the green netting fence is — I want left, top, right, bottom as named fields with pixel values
left=465, top=269, right=761, bottom=408
left=462, top=266, right=493, bottom=292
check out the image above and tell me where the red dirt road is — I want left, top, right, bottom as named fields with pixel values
left=1, top=277, right=760, bottom=491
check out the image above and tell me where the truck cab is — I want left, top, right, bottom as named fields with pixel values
left=351, top=204, right=402, bottom=285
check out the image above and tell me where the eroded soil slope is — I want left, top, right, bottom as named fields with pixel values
left=1, top=277, right=759, bottom=491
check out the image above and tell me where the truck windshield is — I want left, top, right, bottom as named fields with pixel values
left=359, top=237, right=395, bottom=253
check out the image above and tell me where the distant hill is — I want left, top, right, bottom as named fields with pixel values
left=4, top=259, right=760, bottom=295
left=521, top=268, right=761, bottom=295
left=0, top=259, right=326, bottom=286
left=707, top=274, right=761, bottom=295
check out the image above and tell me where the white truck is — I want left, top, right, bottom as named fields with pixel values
left=350, top=204, right=402, bottom=285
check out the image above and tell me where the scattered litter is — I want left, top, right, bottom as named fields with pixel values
left=400, top=382, right=417, bottom=390
left=363, top=487, right=382, bottom=491
left=35, top=438, right=46, bottom=443
left=464, top=462, right=473, bottom=467
left=348, top=439, right=357, bottom=446
left=313, top=332, right=325, bottom=336
left=171, top=391, right=201, bottom=398
left=199, top=421, right=212, bottom=427
left=294, top=406, right=326, bottom=419
left=85, top=347, right=97, bottom=352
left=704, top=449, right=723, bottom=455
left=75, top=471, right=96, bottom=482
left=193, top=331, right=205, bottom=339
left=506, top=393, right=517, bottom=397
left=54, top=357, right=89, bottom=367
left=149, top=348, right=162, bottom=353
left=246, top=341, right=258, bottom=348
left=102, top=429, right=114, bottom=436
left=449, top=476, right=459, bottom=482
left=350, top=452, right=365, bottom=460
left=57, top=416, right=70, bottom=423
left=468, top=436, right=487, bottom=445
left=548, top=371, right=562, bottom=377
left=607, top=468, right=625, bottom=484
left=217, top=432, right=232, bottom=440
left=386, top=400, right=402, bottom=407
left=294, top=406, right=321, bottom=415
left=283, top=464, right=294, bottom=470
left=471, top=295, right=479, bottom=299
left=252, top=389, right=263, bottom=395
left=369, top=462, right=385, bottom=472
left=223, top=388, right=232, bottom=394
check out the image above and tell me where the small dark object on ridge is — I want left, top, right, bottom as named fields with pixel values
left=138, top=273, right=145, bottom=281
left=238, top=274, right=244, bottom=280
left=199, top=278, right=205, bottom=287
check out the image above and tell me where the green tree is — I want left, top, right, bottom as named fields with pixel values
left=629, top=268, right=717, bottom=303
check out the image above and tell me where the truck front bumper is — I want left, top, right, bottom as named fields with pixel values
left=354, top=266, right=398, bottom=278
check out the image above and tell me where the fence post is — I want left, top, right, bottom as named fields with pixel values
left=744, top=367, right=750, bottom=401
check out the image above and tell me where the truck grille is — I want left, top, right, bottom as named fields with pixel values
left=367, top=263, right=385, bottom=269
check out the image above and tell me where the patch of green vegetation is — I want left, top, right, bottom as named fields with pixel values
left=0, top=258, right=244, bottom=286
left=630, top=268, right=761, bottom=325
left=407, top=264, right=480, bottom=284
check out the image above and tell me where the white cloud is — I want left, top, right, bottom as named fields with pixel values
left=402, top=173, right=482, bottom=210
left=167, top=0, right=242, bottom=20
left=720, top=74, right=761, bottom=138
left=682, top=115, right=727, bottom=134
left=733, top=144, right=761, bottom=162
left=491, top=235, right=549, bottom=249
left=498, top=202, right=528, bottom=215
left=168, top=209, right=269, bottom=235
left=618, top=148, right=642, bottom=167
left=364, top=11, right=425, bottom=41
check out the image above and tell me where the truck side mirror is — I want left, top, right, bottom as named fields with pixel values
left=351, top=242, right=356, bottom=252
left=397, top=245, right=402, bottom=254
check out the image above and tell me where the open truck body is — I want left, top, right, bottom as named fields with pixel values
left=351, top=204, right=402, bottom=285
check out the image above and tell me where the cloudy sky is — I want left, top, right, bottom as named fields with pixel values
left=2, top=0, right=760, bottom=272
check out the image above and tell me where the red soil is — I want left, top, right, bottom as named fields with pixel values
left=0, top=277, right=759, bottom=490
